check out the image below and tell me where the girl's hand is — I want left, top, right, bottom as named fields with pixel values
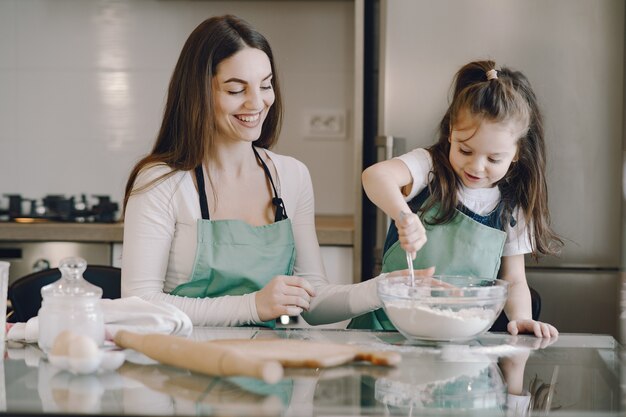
left=504, top=334, right=558, bottom=350
left=507, top=319, right=559, bottom=338
left=397, top=211, right=427, bottom=259
left=255, top=276, right=316, bottom=322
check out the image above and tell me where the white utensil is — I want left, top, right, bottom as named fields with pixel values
left=406, top=252, right=415, bottom=287
left=399, top=211, right=415, bottom=287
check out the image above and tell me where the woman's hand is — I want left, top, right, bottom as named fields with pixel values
left=255, top=276, right=317, bottom=322
left=397, top=211, right=427, bottom=259
left=507, top=319, right=559, bottom=338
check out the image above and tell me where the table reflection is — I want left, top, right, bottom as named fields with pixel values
left=375, top=351, right=506, bottom=413
left=119, top=363, right=288, bottom=416
left=38, top=364, right=124, bottom=414
left=2, top=330, right=621, bottom=416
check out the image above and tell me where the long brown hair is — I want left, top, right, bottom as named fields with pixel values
left=424, top=60, right=562, bottom=258
left=122, top=15, right=283, bottom=213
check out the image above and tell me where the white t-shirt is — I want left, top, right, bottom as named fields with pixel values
left=122, top=148, right=381, bottom=327
left=396, top=148, right=533, bottom=256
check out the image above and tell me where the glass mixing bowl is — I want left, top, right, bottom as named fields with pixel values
left=378, top=275, right=508, bottom=343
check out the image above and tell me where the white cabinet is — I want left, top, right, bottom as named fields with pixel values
left=320, top=246, right=354, bottom=287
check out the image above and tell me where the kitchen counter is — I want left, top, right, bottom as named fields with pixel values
left=0, top=215, right=354, bottom=246
left=2, top=329, right=621, bottom=416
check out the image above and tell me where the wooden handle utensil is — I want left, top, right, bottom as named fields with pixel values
left=114, top=330, right=283, bottom=384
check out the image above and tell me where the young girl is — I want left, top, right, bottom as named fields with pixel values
left=352, top=60, right=562, bottom=338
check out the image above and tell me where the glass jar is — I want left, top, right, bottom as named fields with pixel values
left=37, top=257, right=105, bottom=354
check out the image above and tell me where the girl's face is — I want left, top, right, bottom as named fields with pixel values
left=213, top=47, right=275, bottom=144
left=448, top=111, right=523, bottom=189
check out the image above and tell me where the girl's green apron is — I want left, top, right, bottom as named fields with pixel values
left=349, top=187, right=507, bottom=330
left=170, top=146, right=295, bottom=329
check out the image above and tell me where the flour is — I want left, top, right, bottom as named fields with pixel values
left=385, top=301, right=495, bottom=341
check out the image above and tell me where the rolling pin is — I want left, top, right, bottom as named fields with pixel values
left=114, top=330, right=284, bottom=384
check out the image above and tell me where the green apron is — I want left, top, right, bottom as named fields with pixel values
left=349, top=193, right=506, bottom=330
left=171, top=146, right=295, bottom=328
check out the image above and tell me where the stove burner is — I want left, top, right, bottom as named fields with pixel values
left=0, top=194, right=119, bottom=223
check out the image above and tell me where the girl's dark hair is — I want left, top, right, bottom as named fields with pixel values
left=424, top=60, right=562, bottom=258
left=123, top=15, right=282, bottom=212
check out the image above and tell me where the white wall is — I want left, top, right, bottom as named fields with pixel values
left=0, top=0, right=355, bottom=215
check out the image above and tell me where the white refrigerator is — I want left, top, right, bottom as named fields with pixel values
left=369, top=0, right=624, bottom=337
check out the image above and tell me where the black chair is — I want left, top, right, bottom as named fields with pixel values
left=8, top=265, right=121, bottom=323
left=489, top=286, right=541, bottom=332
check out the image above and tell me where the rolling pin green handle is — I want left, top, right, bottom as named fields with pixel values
left=113, top=330, right=284, bottom=384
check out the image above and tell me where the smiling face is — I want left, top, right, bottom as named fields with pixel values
left=213, top=47, right=275, bottom=144
left=448, top=110, right=524, bottom=189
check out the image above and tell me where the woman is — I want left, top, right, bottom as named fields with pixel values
left=121, top=14, right=429, bottom=327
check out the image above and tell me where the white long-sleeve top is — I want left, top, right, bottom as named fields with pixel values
left=122, top=148, right=381, bottom=327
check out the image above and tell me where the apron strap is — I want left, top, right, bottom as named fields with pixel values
left=252, top=146, right=288, bottom=222
left=193, top=147, right=289, bottom=222
left=194, top=165, right=210, bottom=220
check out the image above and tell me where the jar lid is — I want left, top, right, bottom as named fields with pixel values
left=41, top=257, right=103, bottom=299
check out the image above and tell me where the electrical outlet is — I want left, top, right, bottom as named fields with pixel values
left=304, top=110, right=346, bottom=139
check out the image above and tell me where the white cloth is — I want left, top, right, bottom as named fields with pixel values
left=7, top=296, right=193, bottom=343
left=122, top=148, right=383, bottom=327
left=396, top=148, right=533, bottom=256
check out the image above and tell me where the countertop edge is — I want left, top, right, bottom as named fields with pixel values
left=0, top=215, right=354, bottom=246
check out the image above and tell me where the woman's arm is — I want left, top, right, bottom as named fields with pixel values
left=280, top=158, right=423, bottom=325
left=275, top=159, right=377, bottom=325
left=121, top=167, right=260, bottom=327
left=500, top=254, right=558, bottom=337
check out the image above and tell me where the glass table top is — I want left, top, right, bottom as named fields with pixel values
left=0, top=328, right=622, bottom=416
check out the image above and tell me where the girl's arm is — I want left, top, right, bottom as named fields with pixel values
left=362, top=159, right=414, bottom=220
left=362, top=159, right=426, bottom=257
left=500, top=254, right=558, bottom=338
